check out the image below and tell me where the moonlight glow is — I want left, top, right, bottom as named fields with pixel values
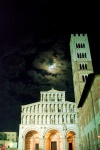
left=33, top=52, right=68, bottom=75
left=48, top=64, right=56, bottom=72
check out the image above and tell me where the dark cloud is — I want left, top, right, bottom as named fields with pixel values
left=1, top=30, right=100, bottom=132
left=0, top=34, right=75, bottom=131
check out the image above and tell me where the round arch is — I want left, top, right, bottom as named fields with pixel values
left=66, top=127, right=78, bottom=135
left=66, top=129, right=77, bottom=150
left=43, top=126, right=63, bottom=137
left=25, top=130, right=40, bottom=150
left=22, top=126, right=41, bottom=139
left=21, top=127, right=41, bottom=150
left=44, top=128, right=62, bottom=150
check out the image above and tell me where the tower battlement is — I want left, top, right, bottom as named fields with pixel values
left=70, top=33, right=88, bottom=42
left=70, top=33, right=89, bottom=50
left=71, top=33, right=87, bottom=37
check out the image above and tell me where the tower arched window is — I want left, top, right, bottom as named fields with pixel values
left=82, top=53, right=84, bottom=58
left=76, top=43, right=85, bottom=48
left=76, top=43, right=80, bottom=48
left=77, top=53, right=80, bottom=58
left=82, top=64, right=84, bottom=69
left=85, top=64, right=87, bottom=69
left=80, top=64, right=82, bottom=69
left=85, top=53, right=87, bottom=58
left=85, top=75, right=88, bottom=81
left=82, top=75, right=85, bottom=82
left=80, top=63, right=87, bottom=70
left=82, top=75, right=88, bottom=82
left=81, top=43, right=85, bottom=48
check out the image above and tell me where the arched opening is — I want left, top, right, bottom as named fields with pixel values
left=45, top=130, right=62, bottom=150
left=67, top=131, right=75, bottom=150
left=25, top=130, right=40, bottom=150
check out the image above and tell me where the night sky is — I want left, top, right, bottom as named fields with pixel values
left=0, top=0, right=100, bottom=132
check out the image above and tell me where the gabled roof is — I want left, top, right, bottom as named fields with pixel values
left=40, top=87, right=65, bottom=93
left=48, top=87, right=59, bottom=92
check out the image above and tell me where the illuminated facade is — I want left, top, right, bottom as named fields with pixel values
left=78, top=73, right=100, bottom=150
left=18, top=33, right=100, bottom=150
left=18, top=88, right=79, bottom=150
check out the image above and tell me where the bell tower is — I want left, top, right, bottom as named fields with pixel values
left=70, top=33, right=94, bottom=106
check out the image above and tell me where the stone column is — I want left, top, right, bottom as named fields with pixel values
left=67, top=106, right=69, bottom=112
left=62, top=136, right=67, bottom=150
left=63, top=103, right=65, bottom=112
left=40, top=136, right=45, bottom=150
left=23, top=116, right=25, bottom=124
left=55, top=104, right=58, bottom=113
left=67, top=114, right=70, bottom=123
left=55, top=115, right=58, bottom=124
left=18, top=136, right=25, bottom=150
left=75, top=114, right=78, bottom=123
left=55, top=93, right=57, bottom=102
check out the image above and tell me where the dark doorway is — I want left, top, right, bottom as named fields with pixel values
left=35, top=143, right=39, bottom=150
left=69, top=143, right=72, bottom=150
left=51, top=141, right=57, bottom=150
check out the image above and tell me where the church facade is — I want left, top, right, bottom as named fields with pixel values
left=18, top=33, right=100, bottom=150
left=18, top=88, right=79, bottom=150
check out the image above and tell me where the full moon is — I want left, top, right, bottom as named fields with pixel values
left=48, top=64, right=56, bottom=72
left=50, top=65, right=54, bottom=69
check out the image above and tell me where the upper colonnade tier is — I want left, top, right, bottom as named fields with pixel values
left=40, top=87, right=66, bottom=102
left=21, top=100, right=77, bottom=125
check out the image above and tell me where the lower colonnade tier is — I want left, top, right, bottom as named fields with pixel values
left=18, top=124, right=79, bottom=150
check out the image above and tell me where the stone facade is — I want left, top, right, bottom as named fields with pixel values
left=78, top=73, right=100, bottom=150
left=18, top=88, right=79, bottom=150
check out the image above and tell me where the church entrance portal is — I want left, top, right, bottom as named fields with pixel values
left=45, top=129, right=62, bottom=150
left=25, top=131, right=40, bottom=150
left=51, top=141, right=57, bottom=150
left=69, top=143, right=72, bottom=150
left=67, top=131, right=75, bottom=150
left=25, top=130, right=76, bottom=150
